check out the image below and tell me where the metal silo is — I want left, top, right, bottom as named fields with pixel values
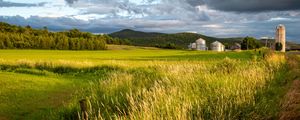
left=191, top=43, right=197, bottom=50
left=195, top=38, right=207, bottom=51
left=211, top=41, right=225, bottom=52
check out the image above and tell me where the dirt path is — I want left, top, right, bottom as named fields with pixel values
left=279, top=80, right=300, bottom=120
left=0, top=116, right=8, bottom=120
left=279, top=52, right=300, bottom=120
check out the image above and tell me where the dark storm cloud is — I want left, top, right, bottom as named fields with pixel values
left=65, top=0, right=78, bottom=5
left=0, top=0, right=46, bottom=7
left=186, top=0, right=205, bottom=6
left=0, top=15, right=186, bottom=33
left=203, top=0, right=300, bottom=12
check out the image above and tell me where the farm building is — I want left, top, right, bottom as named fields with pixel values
left=211, top=41, right=225, bottom=52
left=230, top=43, right=241, bottom=50
left=188, top=38, right=207, bottom=50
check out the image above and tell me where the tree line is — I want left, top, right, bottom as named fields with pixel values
left=0, top=22, right=125, bottom=50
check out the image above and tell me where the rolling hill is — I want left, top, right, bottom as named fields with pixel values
left=109, top=29, right=244, bottom=49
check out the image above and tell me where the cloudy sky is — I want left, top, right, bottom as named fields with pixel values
left=0, top=0, right=299, bottom=42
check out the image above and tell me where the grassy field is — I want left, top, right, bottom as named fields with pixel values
left=0, top=47, right=253, bottom=62
left=0, top=46, right=298, bottom=120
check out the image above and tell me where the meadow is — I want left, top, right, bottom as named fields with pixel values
left=0, top=45, right=298, bottom=120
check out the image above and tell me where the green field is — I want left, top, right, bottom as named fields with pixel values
left=0, top=46, right=298, bottom=120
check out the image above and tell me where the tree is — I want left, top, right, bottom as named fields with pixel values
left=79, top=38, right=86, bottom=50
left=69, top=38, right=77, bottom=50
left=223, top=43, right=229, bottom=49
left=94, top=39, right=106, bottom=50
left=62, top=37, right=69, bottom=50
left=275, top=42, right=283, bottom=51
left=0, top=38, right=5, bottom=49
left=49, top=36, right=55, bottom=49
left=241, top=37, right=261, bottom=50
left=43, top=26, right=49, bottom=34
left=25, top=25, right=31, bottom=29
left=4, top=37, right=13, bottom=48
left=87, top=40, right=94, bottom=50
left=164, top=43, right=177, bottom=49
left=75, top=39, right=81, bottom=50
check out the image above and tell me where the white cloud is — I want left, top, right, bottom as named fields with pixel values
left=268, top=17, right=295, bottom=21
left=72, top=14, right=108, bottom=21
left=202, top=24, right=223, bottom=28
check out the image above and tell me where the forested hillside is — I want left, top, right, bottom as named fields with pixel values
left=110, top=29, right=244, bottom=49
left=0, top=22, right=111, bottom=50
left=1, top=22, right=298, bottom=50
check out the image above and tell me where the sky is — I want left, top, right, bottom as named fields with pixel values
left=0, top=0, right=300, bottom=42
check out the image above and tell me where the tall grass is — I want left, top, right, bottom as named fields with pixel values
left=61, top=52, right=289, bottom=120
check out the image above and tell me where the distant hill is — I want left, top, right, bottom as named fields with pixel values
left=287, top=41, right=300, bottom=50
left=109, top=29, right=243, bottom=49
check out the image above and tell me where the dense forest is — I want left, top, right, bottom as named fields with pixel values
left=109, top=29, right=245, bottom=49
left=0, top=22, right=125, bottom=50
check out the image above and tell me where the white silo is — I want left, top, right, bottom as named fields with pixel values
left=188, top=43, right=192, bottom=50
left=195, top=38, right=207, bottom=50
left=211, top=41, right=225, bottom=52
left=191, top=43, right=197, bottom=50
left=275, top=24, right=286, bottom=52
